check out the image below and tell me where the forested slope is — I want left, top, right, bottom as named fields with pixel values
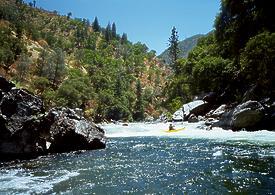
left=0, top=0, right=169, bottom=122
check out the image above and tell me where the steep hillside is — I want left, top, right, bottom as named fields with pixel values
left=0, top=0, right=169, bottom=122
left=159, top=34, right=204, bottom=64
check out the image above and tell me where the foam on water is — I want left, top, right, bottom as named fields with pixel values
left=0, top=168, right=80, bottom=194
left=102, top=122, right=275, bottom=145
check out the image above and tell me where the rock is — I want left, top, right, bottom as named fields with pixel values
left=172, top=100, right=210, bottom=121
left=188, top=100, right=210, bottom=117
left=203, top=92, right=217, bottom=104
left=198, top=115, right=205, bottom=121
left=43, top=107, right=106, bottom=153
left=0, top=76, right=106, bottom=161
left=213, top=101, right=265, bottom=131
left=0, top=86, right=45, bottom=160
left=0, top=76, right=15, bottom=92
left=188, top=114, right=199, bottom=123
left=172, top=109, right=184, bottom=122
left=206, top=104, right=228, bottom=119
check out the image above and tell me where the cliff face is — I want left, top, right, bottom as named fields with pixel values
left=0, top=76, right=106, bottom=161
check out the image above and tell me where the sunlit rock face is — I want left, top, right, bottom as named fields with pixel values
left=0, top=76, right=106, bottom=160
left=173, top=100, right=210, bottom=122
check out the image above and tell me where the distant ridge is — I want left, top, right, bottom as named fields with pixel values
left=158, top=34, right=205, bottom=64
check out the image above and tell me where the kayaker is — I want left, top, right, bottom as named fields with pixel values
left=169, top=124, right=175, bottom=131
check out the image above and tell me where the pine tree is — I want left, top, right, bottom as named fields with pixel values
left=52, top=48, right=66, bottom=86
left=111, top=22, right=117, bottom=39
left=67, top=12, right=72, bottom=19
left=121, top=33, right=128, bottom=44
left=92, top=17, right=100, bottom=32
left=105, top=23, right=112, bottom=42
left=168, top=26, right=180, bottom=71
left=16, top=53, right=30, bottom=82
left=133, top=79, right=145, bottom=121
left=115, top=74, right=123, bottom=97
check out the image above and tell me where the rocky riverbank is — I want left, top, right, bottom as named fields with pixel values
left=173, top=93, right=275, bottom=131
left=0, top=76, right=106, bottom=161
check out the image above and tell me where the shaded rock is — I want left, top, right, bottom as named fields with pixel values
left=188, top=101, right=210, bottom=117
left=213, top=101, right=264, bottom=131
left=0, top=87, right=45, bottom=160
left=203, top=92, right=217, bottom=104
left=0, top=76, right=15, bottom=92
left=188, top=114, right=198, bottom=123
left=44, top=107, right=106, bottom=153
left=0, top=76, right=106, bottom=161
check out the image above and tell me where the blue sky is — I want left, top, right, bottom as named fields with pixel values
left=25, top=0, right=221, bottom=54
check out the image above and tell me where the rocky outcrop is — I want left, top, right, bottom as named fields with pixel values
left=0, top=76, right=106, bottom=160
left=43, top=107, right=106, bottom=153
left=212, top=101, right=265, bottom=131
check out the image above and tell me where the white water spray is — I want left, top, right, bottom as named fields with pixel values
left=101, top=122, right=275, bottom=145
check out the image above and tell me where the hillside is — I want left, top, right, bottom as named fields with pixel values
left=0, top=0, right=169, bottom=122
left=158, top=34, right=204, bottom=64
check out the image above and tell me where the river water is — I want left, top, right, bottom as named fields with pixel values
left=1, top=122, right=275, bottom=194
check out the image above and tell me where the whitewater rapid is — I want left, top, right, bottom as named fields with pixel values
left=101, top=122, right=275, bottom=145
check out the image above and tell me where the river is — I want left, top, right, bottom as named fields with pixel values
left=1, top=122, right=275, bottom=194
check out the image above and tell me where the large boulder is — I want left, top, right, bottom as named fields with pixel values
left=172, top=100, right=210, bottom=121
left=0, top=76, right=106, bottom=160
left=213, top=101, right=265, bottom=131
left=0, top=77, right=45, bottom=159
left=43, top=107, right=106, bottom=153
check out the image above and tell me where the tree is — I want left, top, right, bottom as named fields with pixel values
left=16, top=53, right=30, bottom=82
left=114, top=74, right=123, bottom=97
left=67, top=12, right=72, bottom=19
left=133, top=79, right=145, bottom=121
left=52, top=48, right=66, bottom=86
left=215, top=0, right=275, bottom=59
left=105, top=23, right=112, bottom=42
left=36, top=49, right=50, bottom=77
left=92, top=17, right=100, bottom=32
left=240, top=32, right=275, bottom=90
left=168, top=26, right=180, bottom=73
left=121, top=33, right=128, bottom=44
left=111, top=22, right=117, bottom=39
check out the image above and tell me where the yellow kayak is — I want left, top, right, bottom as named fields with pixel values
left=164, top=127, right=185, bottom=133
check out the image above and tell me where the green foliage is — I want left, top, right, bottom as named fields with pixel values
left=105, top=23, right=112, bottom=42
left=111, top=22, right=117, bottom=39
left=0, top=0, right=168, bottom=122
left=215, top=0, right=275, bottom=58
left=240, top=32, right=275, bottom=89
left=15, top=53, right=31, bottom=82
left=165, top=0, right=275, bottom=109
left=0, top=25, right=25, bottom=70
left=121, top=33, right=128, bottom=44
left=192, top=56, right=232, bottom=93
left=56, top=69, right=94, bottom=108
left=133, top=79, right=145, bottom=121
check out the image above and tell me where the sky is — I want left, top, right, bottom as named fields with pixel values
left=25, top=0, right=221, bottom=54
